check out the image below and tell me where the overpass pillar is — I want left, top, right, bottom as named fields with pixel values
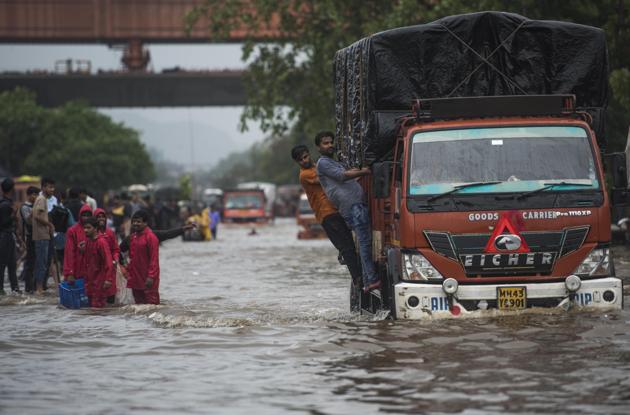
left=122, top=39, right=151, bottom=71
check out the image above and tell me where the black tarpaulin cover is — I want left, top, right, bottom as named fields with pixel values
left=334, top=11, right=609, bottom=165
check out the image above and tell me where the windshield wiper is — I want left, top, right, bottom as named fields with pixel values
left=514, top=181, right=594, bottom=201
left=427, top=181, right=502, bottom=203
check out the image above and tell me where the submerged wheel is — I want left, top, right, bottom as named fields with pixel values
left=349, top=279, right=361, bottom=312
left=385, top=248, right=402, bottom=320
left=381, top=262, right=397, bottom=320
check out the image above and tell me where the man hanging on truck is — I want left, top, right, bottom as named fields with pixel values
left=315, top=131, right=381, bottom=292
left=291, top=144, right=363, bottom=292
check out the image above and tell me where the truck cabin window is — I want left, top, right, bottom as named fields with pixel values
left=409, top=126, right=599, bottom=197
left=225, top=194, right=263, bottom=209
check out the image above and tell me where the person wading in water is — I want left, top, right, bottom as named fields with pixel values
left=124, top=210, right=160, bottom=305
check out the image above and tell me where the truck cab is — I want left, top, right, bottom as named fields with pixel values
left=222, top=189, right=267, bottom=223
left=237, top=182, right=276, bottom=222
left=365, top=95, right=626, bottom=318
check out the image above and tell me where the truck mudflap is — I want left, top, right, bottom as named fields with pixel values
left=394, top=277, right=623, bottom=320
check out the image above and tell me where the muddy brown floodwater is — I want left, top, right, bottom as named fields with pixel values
left=1, top=218, right=630, bottom=414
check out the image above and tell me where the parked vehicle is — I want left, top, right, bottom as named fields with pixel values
left=296, top=193, right=326, bottom=239
left=12, top=175, right=40, bottom=204
left=275, top=184, right=302, bottom=217
left=202, top=188, right=223, bottom=210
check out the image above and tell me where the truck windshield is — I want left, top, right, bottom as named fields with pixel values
left=225, top=194, right=263, bottom=209
left=409, top=126, right=599, bottom=197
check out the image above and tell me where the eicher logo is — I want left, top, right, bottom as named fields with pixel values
left=484, top=214, right=530, bottom=253
left=459, top=212, right=558, bottom=275
left=494, top=234, right=522, bottom=251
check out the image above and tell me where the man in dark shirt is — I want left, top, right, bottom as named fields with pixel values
left=0, top=178, right=24, bottom=294
left=64, top=187, right=84, bottom=223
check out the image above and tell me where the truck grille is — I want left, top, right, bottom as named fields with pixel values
left=560, top=227, right=590, bottom=256
left=424, top=226, right=590, bottom=276
left=424, top=231, right=457, bottom=259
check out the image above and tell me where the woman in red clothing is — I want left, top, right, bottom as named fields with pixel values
left=82, top=217, right=115, bottom=308
left=63, top=204, right=92, bottom=283
left=126, top=210, right=160, bottom=305
left=95, top=208, right=120, bottom=304
left=94, top=208, right=120, bottom=265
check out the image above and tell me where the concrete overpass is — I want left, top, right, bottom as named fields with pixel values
left=0, top=70, right=247, bottom=107
left=0, top=0, right=281, bottom=106
left=0, top=0, right=280, bottom=44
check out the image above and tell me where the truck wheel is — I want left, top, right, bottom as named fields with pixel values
left=383, top=263, right=397, bottom=319
left=349, top=279, right=361, bottom=312
left=386, top=248, right=402, bottom=319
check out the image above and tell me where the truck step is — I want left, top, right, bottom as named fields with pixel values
left=369, top=289, right=382, bottom=300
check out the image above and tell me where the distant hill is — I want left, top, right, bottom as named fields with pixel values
left=98, top=109, right=262, bottom=169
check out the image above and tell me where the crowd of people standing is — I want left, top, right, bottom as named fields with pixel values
left=3, top=137, right=371, bottom=310
left=0, top=177, right=191, bottom=307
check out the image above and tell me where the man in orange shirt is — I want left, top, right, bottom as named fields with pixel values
left=291, top=145, right=362, bottom=288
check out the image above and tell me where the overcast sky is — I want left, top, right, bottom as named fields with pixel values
left=0, top=43, right=265, bottom=169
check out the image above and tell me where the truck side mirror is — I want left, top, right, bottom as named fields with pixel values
left=610, top=188, right=629, bottom=206
left=607, top=152, right=628, bottom=189
left=372, top=161, right=392, bottom=199
left=606, top=152, right=629, bottom=206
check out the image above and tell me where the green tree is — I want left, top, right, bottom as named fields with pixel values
left=0, top=88, right=46, bottom=175
left=187, top=1, right=406, bottom=136
left=0, top=88, right=155, bottom=192
left=188, top=0, right=630, bottom=156
left=179, top=174, right=193, bottom=200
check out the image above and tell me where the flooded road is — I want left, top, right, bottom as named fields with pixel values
left=2, top=218, right=630, bottom=414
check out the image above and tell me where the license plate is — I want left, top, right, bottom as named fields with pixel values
left=497, top=286, right=527, bottom=310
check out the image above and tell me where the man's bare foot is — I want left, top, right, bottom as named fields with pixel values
left=363, top=280, right=381, bottom=293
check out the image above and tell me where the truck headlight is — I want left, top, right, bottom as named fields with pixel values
left=402, top=252, right=443, bottom=281
left=573, top=248, right=610, bottom=277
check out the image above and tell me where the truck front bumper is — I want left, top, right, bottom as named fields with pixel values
left=394, top=277, right=623, bottom=319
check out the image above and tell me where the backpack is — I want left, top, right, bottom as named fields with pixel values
left=20, top=203, right=33, bottom=236
left=49, top=205, right=70, bottom=233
